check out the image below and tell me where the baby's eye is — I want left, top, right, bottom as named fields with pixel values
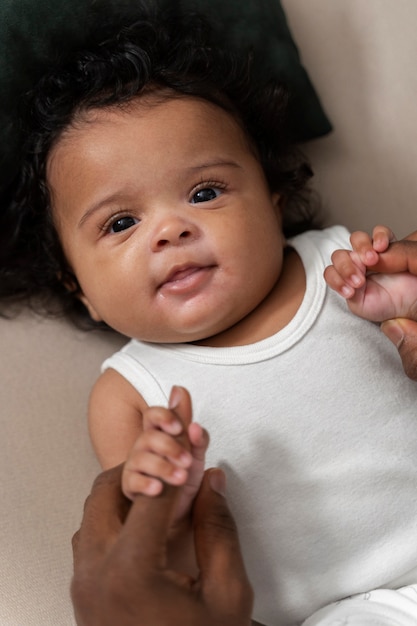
left=109, top=216, right=139, bottom=233
left=191, top=187, right=222, bottom=204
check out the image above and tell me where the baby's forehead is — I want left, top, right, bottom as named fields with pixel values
left=53, top=92, right=248, bottom=154
left=47, top=94, right=256, bottom=197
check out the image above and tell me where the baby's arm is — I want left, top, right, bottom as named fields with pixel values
left=88, top=368, right=147, bottom=469
left=324, top=226, right=417, bottom=322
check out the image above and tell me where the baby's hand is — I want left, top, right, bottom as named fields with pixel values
left=122, top=386, right=209, bottom=523
left=324, top=225, right=417, bottom=322
left=324, top=226, right=395, bottom=299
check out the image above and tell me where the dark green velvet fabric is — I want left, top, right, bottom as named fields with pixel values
left=0, top=0, right=331, bottom=194
left=184, top=0, right=331, bottom=141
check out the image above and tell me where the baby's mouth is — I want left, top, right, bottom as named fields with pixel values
left=158, top=263, right=216, bottom=294
left=164, top=265, right=202, bottom=284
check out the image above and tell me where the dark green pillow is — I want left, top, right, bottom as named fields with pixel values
left=0, top=0, right=331, bottom=194
left=183, top=0, right=331, bottom=141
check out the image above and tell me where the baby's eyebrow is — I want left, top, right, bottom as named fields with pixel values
left=78, top=192, right=130, bottom=229
left=187, top=159, right=242, bottom=172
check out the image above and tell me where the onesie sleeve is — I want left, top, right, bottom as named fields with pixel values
left=101, top=340, right=168, bottom=407
left=302, top=585, right=417, bottom=626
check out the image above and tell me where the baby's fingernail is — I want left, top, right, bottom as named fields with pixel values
left=168, top=386, right=181, bottom=409
left=381, top=320, right=404, bottom=348
left=351, top=274, right=362, bottom=287
left=172, top=468, right=187, bottom=481
left=179, top=452, right=192, bottom=466
left=365, top=250, right=377, bottom=264
left=167, top=420, right=182, bottom=435
left=146, top=479, right=162, bottom=496
left=341, top=285, right=354, bottom=297
left=209, top=469, right=226, bottom=497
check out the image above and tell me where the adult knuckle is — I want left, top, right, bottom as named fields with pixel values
left=92, top=466, right=117, bottom=489
left=209, top=505, right=237, bottom=530
left=200, top=507, right=238, bottom=543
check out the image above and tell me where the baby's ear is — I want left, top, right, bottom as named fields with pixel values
left=272, top=192, right=283, bottom=214
left=61, top=271, right=103, bottom=322
left=271, top=192, right=285, bottom=225
left=77, top=293, right=103, bottom=322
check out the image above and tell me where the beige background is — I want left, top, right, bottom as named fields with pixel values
left=2, top=3, right=417, bottom=624
left=283, top=0, right=417, bottom=237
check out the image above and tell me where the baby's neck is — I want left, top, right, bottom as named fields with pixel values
left=193, top=247, right=306, bottom=348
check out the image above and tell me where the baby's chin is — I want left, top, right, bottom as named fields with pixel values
left=132, top=330, right=217, bottom=345
left=127, top=323, right=230, bottom=346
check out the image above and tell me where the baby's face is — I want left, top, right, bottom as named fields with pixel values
left=48, top=95, right=285, bottom=343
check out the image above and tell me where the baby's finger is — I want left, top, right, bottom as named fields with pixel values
left=327, top=249, right=365, bottom=286
left=324, top=265, right=355, bottom=298
left=123, top=451, right=189, bottom=499
left=133, top=429, right=192, bottom=469
left=371, top=225, right=396, bottom=253
left=123, top=468, right=164, bottom=499
left=350, top=230, right=379, bottom=265
left=142, top=405, right=183, bottom=436
left=331, top=249, right=365, bottom=279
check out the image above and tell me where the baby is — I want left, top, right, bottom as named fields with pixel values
left=2, top=8, right=417, bottom=626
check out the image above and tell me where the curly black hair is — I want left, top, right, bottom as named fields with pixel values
left=0, top=3, right=320, bottom=328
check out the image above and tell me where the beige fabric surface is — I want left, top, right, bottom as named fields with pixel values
left=0, top=313, right=125, bottom=625
left=1, top=3, right=417, bottom=624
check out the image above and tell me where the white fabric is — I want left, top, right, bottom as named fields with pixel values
left=303, top=585, right=417, bottom=626
left=102, top=226, right=417, bottom=626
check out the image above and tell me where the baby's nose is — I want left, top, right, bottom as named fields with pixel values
left=151, top=214, right=197, bottom=250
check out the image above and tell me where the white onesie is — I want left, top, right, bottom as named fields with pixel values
left=102, top=226, right=417, bottom=626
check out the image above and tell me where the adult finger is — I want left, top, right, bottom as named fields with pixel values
left=193, top=469, right=253, bottom=612
left=404, top=229, right=417, bottom=242
left=370, top=224, right=396, bottom=255
left=169, top=385, right=193, bottom=428
left=370, top=240, right=417, bottom=274
left=71, top=465, right=131, bottom=625
left=115, top=481, right=181, bottom=569
left=381, top=318, right=417, bottom=381
left=72, top=464, right=130, bottom=568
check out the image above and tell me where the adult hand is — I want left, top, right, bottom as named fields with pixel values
left=71, top=464, right=253, bottom=626
left=370, top=232, right=417, bottom=380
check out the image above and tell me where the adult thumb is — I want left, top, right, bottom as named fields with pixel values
left=168, top=385, right=193, bottom=428
left=193, top=469, right=253, bottom=615
left=381, top=318, right=417, bottom=381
